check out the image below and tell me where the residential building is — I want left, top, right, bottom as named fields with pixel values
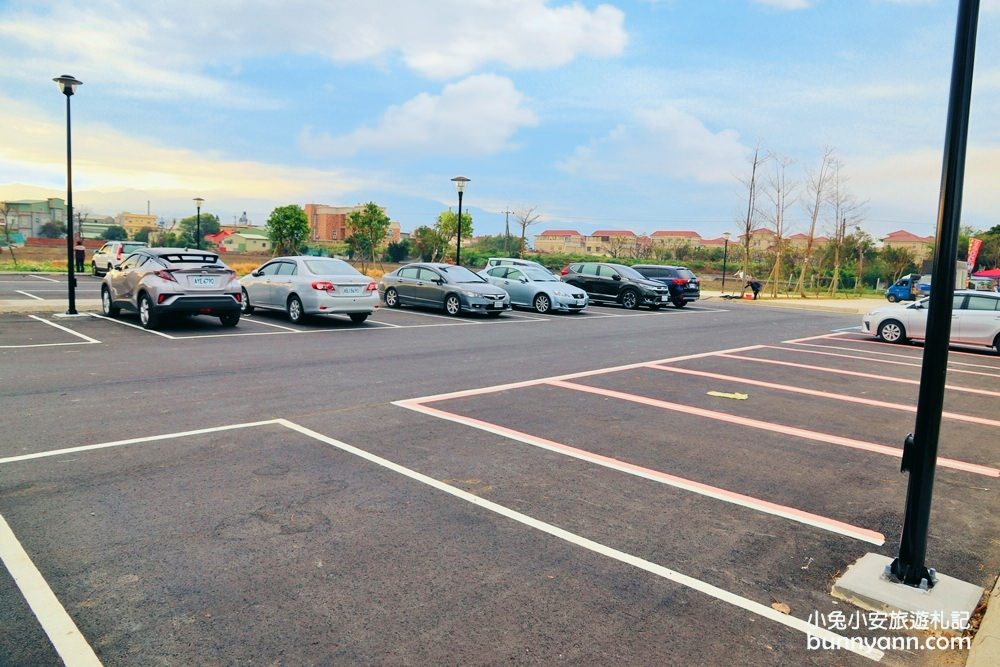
left=2, top=198, right=66, bottom=238
left=701, top=236, right=730, bottom=249
left=534, top=229, right=586, bottom=254
left=740, top=228, right=779, bottom=252
left=651, top=230, right=703, bottom=249
left=787, top=233, right=830, bottom=252
left=220, top=232, right=271, bottom=253
left=115, top=212, right=159, bottom=238
left=585, top=230, right=638, bottom=257
left=881, top=230, right=935, bottom=263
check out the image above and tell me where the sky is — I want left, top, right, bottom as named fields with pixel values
left=0, top=0, right=998, bottom=243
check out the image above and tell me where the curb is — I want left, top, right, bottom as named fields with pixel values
left=968, top=575, right=1000, bottom=667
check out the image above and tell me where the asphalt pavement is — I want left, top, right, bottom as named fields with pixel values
left=1, top=273, right=997, bottom=666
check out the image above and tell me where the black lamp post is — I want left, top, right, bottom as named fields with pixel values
left=720, top=232, right=731, bottom=294
left=451, top=176, right=469, bottom=266
left=54, top=75, right=82, bottom=315
left=193, top=197, right=204, bottom=249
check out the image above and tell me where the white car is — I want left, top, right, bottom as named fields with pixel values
left=862, top=290, right=1000, bottom=354
left=240, top=256, right=379, bottom=324
left=91, top=241, right=149, bottom=276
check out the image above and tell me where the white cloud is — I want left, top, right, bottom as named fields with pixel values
left=0, top=0, right=628, bottom=104
left=298, top=75, right=538, bottom=158
left=752, top=0, right=811, bottom=10
left=558, top=106, right=749, bottom=184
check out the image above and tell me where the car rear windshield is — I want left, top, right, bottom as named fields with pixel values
left=304, top=259, right=360, bottom=276
left=675, top=268, right=697, bottom=280
left=158, top=253, right=223, bottom=265
left=123, top=243, right=147, bottom=250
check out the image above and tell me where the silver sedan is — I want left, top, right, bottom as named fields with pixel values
left=240, top=256, right=379, bottom=324
left=478, top=265, right=588, bottom=313
left=862, top=290, right=1000, bottom=353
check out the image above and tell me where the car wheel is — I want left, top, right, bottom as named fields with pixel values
left=877, top=319, right=907, bottom=344
left=993, top=333, right=1000, bottom=356
left=287, top=295, right=304, bottom=323
left=384, top=287, right=400, bottom=308
left=672, top=298, right=687, bottom=308
left=621, top=290, right=639, bottom=310
left=91, top=262, right=99, bottom=277
left=444, top=294, right=461, bottom=316
left=533, top=293, right=551, bottom=314
left=241, top=288, right=254, bottom=315
left=349, top=313, right=368, bottom=324
left=101, top=286, right=120, bottom=317
left=887, top=294, right=898, bottom=303
left=138, top=293, right=159, bottom=330
left=219, top=312, right=240, bottom=327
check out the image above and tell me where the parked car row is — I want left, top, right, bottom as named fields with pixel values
left=97, top=250, right=704, bottom=330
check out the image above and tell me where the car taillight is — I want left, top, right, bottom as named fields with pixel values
left=560, top=266, right=569, bottom=275
left=116, top=246, right=123, bottom=260
left=154, top=270, right=178, bottom=283
left=366, top=281, right=377, bottom=291
left=312, top=281, right=335, bottom=291
left=672, top=278, right=687, bottom=285
left=233, top=291, right=241, bottom=302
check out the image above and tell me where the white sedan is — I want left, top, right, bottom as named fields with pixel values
left=240, top=256, right=379, bottom=324
left=862, top=290, right=1000, bottom=353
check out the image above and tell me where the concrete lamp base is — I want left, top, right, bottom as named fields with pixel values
left=832, top=553, right=984, bottom=636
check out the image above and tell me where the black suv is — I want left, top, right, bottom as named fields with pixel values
left=632, top=265, right=701, bottom=308
left=560, top=262, right=670, bottom=309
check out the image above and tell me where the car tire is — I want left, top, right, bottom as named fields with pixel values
left=444, top=294, right=462, bottom=316
left=241, top=288, right=254, bottom=315
left=101, top=286, right=120, bottom=317
left=287, top=295, right=305, bottom=323
left=672, top=298, right=687, bottom=308
left=91, top=262, right=99, bottom=277
left=138, top=293, right=159, bottom=330
left=349, top=313, right=368, bottom=324
left=384, top=287, right=400, bottom=308
left=993, top=333, right=1000, bottom=356
left=621, top=290, right=639, bottom=310
left=533, top=293, right=551, bottom=314
left=877, top=319, right=907, bottom=344
left=219, top=312, right=240, bottom=327
left=887, top=294, right=898, bottom=303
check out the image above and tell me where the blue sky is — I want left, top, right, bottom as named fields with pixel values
left=0, top=0, right=997, bottom=242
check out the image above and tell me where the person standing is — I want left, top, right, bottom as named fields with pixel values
left=74, top=237, right=86, bottom=272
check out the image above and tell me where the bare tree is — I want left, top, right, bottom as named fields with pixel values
left=794, top=147, right=835, bottom=296
left=514, top=207, right=542, bottom=258
left=760, top=153, right=797, bottom=298
left=826, top=160, right=866, bottom=295
left=736, top=144, right=766, bottom=295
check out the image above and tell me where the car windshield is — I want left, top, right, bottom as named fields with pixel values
left=439, top=266, right=486, bottom=283
left=304, top=259, right=361, bottom=276
left=524, top=268, right=557, bottom=282
left=616, top=265, right=645, bottom=280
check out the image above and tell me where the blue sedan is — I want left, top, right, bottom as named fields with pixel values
left=479, top=265, right=588, bottom=313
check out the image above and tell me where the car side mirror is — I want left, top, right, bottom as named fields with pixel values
left=612, top=274, right=621, bottom=281
left=252, top=270, right=262, bottom=277
left=434, top=279, right=444, bottom=285
left=519, top=277, right=529, bottom=284
left=113, top=263, right=121, bottom=270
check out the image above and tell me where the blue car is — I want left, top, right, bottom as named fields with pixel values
left=479, top=265, right=588, bottom=313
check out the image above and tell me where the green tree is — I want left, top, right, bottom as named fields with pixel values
left=386, top=240, right=411, bottom=262
left=102, top=225, right=128, bottom=241
left=133, top=227, right=155, bottom=243
left=346, top=202, right=392, bottom=271
left=266, top=205, right=310, bottom=255
left=436, top=209, right=473, bottom=245
left=411, top=225, right=446, bottom=262
left=39, top=221, right=66, bottom=238
left=176, top=213, right=220, bottom=247
left=881, top=246, right=917, bottom=282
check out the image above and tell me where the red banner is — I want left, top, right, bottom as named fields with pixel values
left=967, top=237, right=982, bottom=272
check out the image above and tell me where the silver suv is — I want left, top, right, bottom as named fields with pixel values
left=100, top=248, right=242, bottom=329
left=91, top=241, right=149, bottom=276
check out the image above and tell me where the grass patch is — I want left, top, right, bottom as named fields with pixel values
left=0, top=260, right=67, bottom=272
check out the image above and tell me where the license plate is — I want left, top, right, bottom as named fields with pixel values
left=341, top=286, right=362, bottom=295
left=490, top=302, right=503, bottom=309
left=577, top=300, right=585, bottom=305
left=661, top=295, right=669, bottom=302
left=191, top=276, right=216, bottom=287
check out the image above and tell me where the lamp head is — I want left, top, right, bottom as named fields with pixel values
left=451, top=176, right=470, bottom=194
left=722, top=232, right=731, bottom=241
left=53, top=75, right=82, bottom=96
left=193, top=197, right=205, bottom=209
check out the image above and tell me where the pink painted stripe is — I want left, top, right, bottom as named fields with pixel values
left=782, top=333, right=842, bottom=344
left=768, top=345, right=1000, bottom=379
left=394, top=399, right=885, bottom=544
left=831, top=332, right=1000, bottom=361
left=787, top=341, right=1000, bottom=371
left=719, top=353, right=1000, bottom=398
left=546, top=379, right=999, bottom=478
left=648, top=364, right=1000, bottom=429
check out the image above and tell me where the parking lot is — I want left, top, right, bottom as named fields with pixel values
left=1, top=292, right=997, bottom=665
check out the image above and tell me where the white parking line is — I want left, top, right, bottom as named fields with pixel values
left=27, top=275, right=60, bottom=282
left=0, top=315, right=102, bottom=348
left=0, top=514, right=103, bottom=666
left=15, top=290, right=44, bottom=300
left=788, top=340, right=1000, bottom=371
left=88, top=313, right=176, bottom=339
left=768, top=345, right=1000, bottom=380
left=30, top=315, right=101, bottom=344
left=239, top=316, right=302, bottom=332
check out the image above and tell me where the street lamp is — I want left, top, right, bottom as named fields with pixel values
left=721, top=232, right=731, bottom=294
left=193, top=197, right=204, bottom=249
left=451, top=176, right=469, bottom=266
left=54, top=75, right=82, bottom=315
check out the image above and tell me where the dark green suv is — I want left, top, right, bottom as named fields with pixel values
left=560, top=262, right=670, bottom=309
